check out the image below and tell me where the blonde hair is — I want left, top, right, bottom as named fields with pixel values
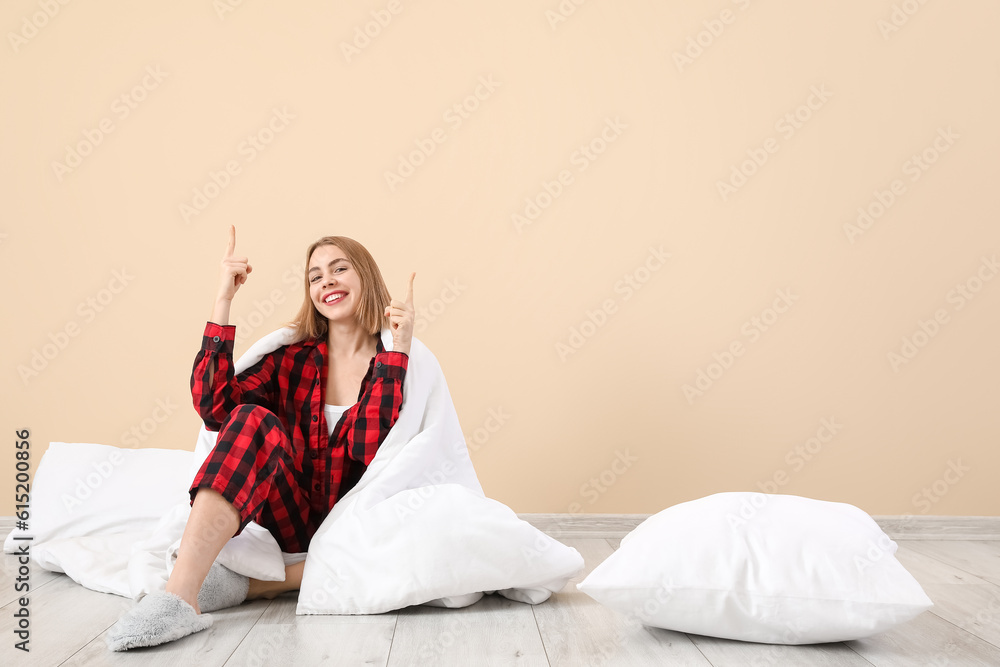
left=283, top=236, right=391, bottom=345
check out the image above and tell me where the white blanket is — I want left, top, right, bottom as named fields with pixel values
left=5, top=327, right=584, bottom=614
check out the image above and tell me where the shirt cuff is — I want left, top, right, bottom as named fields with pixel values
left=374, top=351, right=408, bottom=381
left=202, top=321, right=236, bottom=354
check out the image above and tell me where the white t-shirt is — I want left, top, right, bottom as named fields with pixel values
left=323, top=403, right=354, bottom=436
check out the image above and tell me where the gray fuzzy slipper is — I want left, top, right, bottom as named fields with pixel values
left=105, top=591, right=213, bottom=652
left=198, top=560, right=250, bottom=613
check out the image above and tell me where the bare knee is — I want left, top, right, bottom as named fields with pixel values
left=192, top=487, right=241, bottom=535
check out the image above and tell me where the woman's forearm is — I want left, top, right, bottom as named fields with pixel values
left=211, top=297, right=232, bottom=326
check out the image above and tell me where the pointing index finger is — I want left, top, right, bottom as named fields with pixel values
left=404, top=272, right=415, bottom=305
left=224, top=225, right=236, bottom=258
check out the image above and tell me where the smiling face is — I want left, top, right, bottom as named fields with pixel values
left=308, top=244, right=361, bottom=322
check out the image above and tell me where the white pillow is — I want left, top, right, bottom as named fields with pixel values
left=576, top=492, right=933, bottom=644
left=3, top=442, right=193, bottom=552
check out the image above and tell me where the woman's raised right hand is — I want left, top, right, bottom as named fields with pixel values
left=217, top=224, right=252, bottom=302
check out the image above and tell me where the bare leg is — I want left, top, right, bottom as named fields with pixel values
left=247, top=559, right=306, bottom=600
left=165, top=487, right=241, bottom=614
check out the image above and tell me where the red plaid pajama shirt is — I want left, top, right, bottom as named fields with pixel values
left=189, top=321, right=408, bottom=553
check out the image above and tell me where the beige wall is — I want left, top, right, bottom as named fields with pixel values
left=3, top=1, right=998, bottom=518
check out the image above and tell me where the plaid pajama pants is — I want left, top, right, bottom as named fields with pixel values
left=188, top=403, right=347, bottom=554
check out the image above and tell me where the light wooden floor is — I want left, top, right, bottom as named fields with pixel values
left=2, top=524, right=999, bottom=666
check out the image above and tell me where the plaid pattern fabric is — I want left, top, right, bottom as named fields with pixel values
left=188, top=321, right=407, bottom=553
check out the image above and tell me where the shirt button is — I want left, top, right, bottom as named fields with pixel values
left=212, top=336, right=220, bottom=342
left=375, top=361, right=383, bottom=369
left=310, top=451, right=317, bottom=459
left=312, top=415, right=318, bottom=422
left=314, top=483, right=320, bottom=491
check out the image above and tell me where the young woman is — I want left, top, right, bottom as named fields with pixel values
left=108, top=225, right=415, bottom=650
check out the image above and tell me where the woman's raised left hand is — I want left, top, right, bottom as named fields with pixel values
left=384, top=272, right=415, bottom=356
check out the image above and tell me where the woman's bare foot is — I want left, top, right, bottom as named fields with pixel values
left=246, top=578, right=282, bottom=600
left=246, top=560, right=305, bottom=600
